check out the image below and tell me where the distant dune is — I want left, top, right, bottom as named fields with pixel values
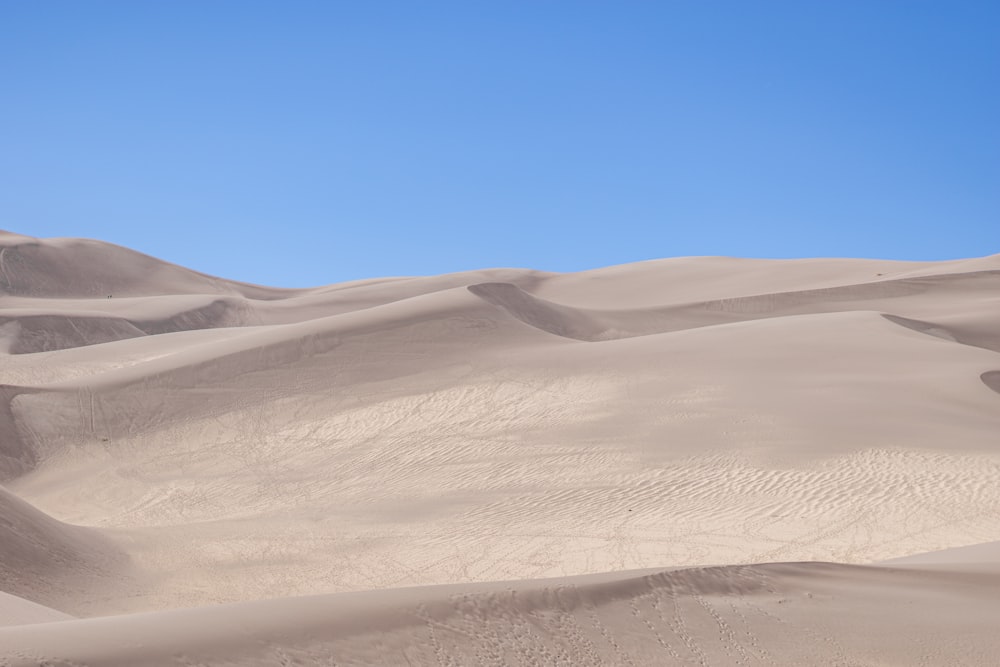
left=1, top=230, right=998, bottom=665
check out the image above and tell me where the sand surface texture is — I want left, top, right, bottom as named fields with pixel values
left=1, top=230, right=998, bottom=665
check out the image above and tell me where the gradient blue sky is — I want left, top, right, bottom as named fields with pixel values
left=2, top=2, right=997, bottom=287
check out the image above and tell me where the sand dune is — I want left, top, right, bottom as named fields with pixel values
left=1, top=231, right=998, bottom=664
left=982, top=370, right=1000, bottom=394
left=0, top=486, right=123, bottom=611
left=0, top=231, right=293, bottom=299
left=3, top=559, right=1000, bottom=666
left=0, top=592, right=74, bottom=628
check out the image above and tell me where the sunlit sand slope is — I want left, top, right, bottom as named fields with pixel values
left=0, top=231, right=998, bottom=664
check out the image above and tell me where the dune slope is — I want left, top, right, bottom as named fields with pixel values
left=0, top=486, right=124, bottom=612
left=3, top=560, right=1000, bottom=666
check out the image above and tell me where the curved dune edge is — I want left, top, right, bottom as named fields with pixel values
left=882, top=313, right=1000, bottom=353
left=880, top=313, right=959, bottom=342
left=468, top=282, right=607, bottom=340
left=469, top=279, right=1000, bottom=349
left=982, top=370, right=1000, bottom=395
left=2, top=560, right=999, bottom=666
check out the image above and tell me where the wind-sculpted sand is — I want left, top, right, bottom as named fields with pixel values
left=1, top=230, right=998, bottom=665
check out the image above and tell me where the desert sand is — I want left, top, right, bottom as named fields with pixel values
left=0, top=229, right=998, bottom=665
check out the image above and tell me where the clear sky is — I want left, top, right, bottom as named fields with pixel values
left=2, top=1, right=997, bottom=287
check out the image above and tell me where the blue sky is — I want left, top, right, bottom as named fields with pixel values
left=2, top=1, right=997, bottom=287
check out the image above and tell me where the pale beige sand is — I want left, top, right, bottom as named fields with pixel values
left=1, top=230, right=998, bottom=664
left=5, top=559, right=1000, bottom=666
left=0, top=592, right=74, bottom=628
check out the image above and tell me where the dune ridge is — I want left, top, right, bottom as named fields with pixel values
left=0, top=231, right=998, bottom=665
